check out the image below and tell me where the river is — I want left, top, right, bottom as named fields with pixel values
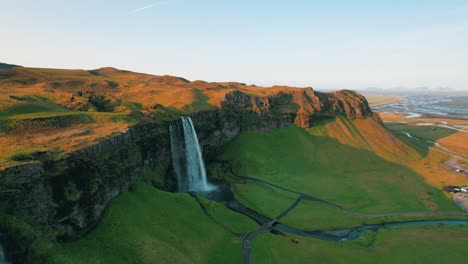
left=373, top=94, right=468, bottom=120
left=199, top=179, right=468, bottom=242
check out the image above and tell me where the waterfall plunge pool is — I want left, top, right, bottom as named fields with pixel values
left=169, top=117, right=468, bottom=242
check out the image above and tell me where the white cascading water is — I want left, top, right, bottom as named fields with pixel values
left=0, top=242, right=7, bottom=264
left=170, top=116, right=215, bottom=192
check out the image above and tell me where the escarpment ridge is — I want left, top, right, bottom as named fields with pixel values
left=0, top=65, right=374, bottom=260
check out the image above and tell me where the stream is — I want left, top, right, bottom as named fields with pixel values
left=372, top=94, right=468, bottom=120
left=197, top=180, right=468, bottom=264
left=275, top=220, right=468, bottom=241
left=0, top=234, right=8, bottom=264
left=199, top=180, right=468, bottom=242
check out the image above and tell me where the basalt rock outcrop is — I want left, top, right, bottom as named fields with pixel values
left=222, top=88, right=371, bottom=129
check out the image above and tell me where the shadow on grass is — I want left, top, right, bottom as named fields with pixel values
left=384, top=123, right=457, bottom=156
left=210, top=125, right=459, bottom=217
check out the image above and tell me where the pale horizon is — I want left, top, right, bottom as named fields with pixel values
left=2, top=0, right=468, bottom=90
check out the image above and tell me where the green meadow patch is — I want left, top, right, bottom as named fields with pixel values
left=384, top=122, right=456, bottom=156
left=43, top=121, right=467, bottom=263
left=48, top=182, right=256, bottom=264
left=0, top=96, right=71, bottom=119
left=214, top=125, right=461, bottom=230
left=251, top=225, right=468, bottom=264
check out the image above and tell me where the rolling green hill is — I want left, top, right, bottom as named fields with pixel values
left=213, top=122, right=462, bottom=230
left=48, top=182, right=257, bottom=264
left=1, top=64, right=467, bottom=263
left=46, top=180, right=468, bottom=264
left=252, top=225, right=468, bottom=264
left=43, top=117, right=468, bottom=263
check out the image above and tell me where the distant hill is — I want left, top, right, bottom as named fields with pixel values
left=0, top=62, right=21, bottom=70
left=1, top=64, right=466, bottom=264
left=0, top=63, right=371, bottom=169
left=0, top=64, right=371, bottom=119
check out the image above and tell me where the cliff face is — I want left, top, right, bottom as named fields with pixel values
left=0, top=88, right=372, bottom=232
left=0, top=124, right=164, bottom=229
left=222, top=88, right=371, bottom=129
left=0, top=66, right=373, bottom=260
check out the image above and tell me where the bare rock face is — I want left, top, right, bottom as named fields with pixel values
left=295, top=107, right=312, bottom=128
left=222, top=88, right=371, bottom=129
left=328, top=90, right=371, bottom=119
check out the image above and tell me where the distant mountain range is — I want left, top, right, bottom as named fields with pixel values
left=357, top=87, right=468, bottom=94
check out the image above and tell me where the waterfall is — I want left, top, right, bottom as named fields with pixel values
left=0, top=240, right=7, bottom=264
left=170, top=117, right=215, bottom=192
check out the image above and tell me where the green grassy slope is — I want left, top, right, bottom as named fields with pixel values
left=0, top=97, right=71, bottom=118
left=46, top=119, right=468, bottom=263
left=385, top=123, right=456, bottom=142
left=385, top=123, right=456, bottom=156
left=48, top=182, right=257, bottom=264
left=252, top=225, right=468, bottom=264
left=47, top=180, right=468, bottom=264
left=0, top=95, right=134, bottom=126
left=214, top=125, right=461, bottom=230
left=0, top=96, right=75, bottom=131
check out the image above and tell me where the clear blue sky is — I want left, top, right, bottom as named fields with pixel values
left=1, top=0, right=468, bottom=90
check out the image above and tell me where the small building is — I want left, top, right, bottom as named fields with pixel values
left=443, top=186, right=458, bottom=192
left=443, top=186, right=468, bottom=193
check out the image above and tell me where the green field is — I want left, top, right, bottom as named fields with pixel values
left=0, top=96, right=74, bottom=132
left=0, top=96, right=135, bottom=126
left=214, top=125, right=459, bottom=226
left=46, top=180, right=468, bottom=264
left=384, top=123, right=456, bottom=156
left=48, top=182, right=257, bottom=264
left=45, top=122, right=468, bottom=263
left=0, top=95, right=138, bottom=168
left=251, top=225, right=468, bottom=263
left=0, top=96, right=72, bottom=119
